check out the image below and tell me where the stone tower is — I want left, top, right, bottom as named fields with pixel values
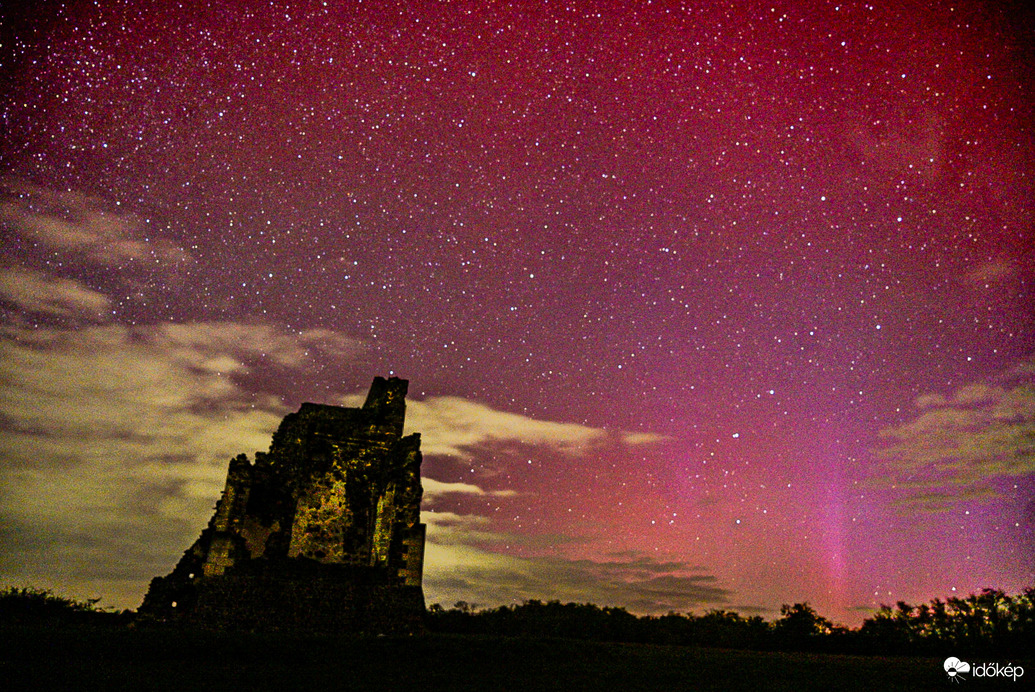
left=139, top=377, right=426, bottom=632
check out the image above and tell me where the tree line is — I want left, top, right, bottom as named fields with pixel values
left=4, top=584, right=1032, bottom=656
left=426, top=588, right=1035, bottom=656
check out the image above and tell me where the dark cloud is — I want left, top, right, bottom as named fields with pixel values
left=423, top=514, right=732, bottom=614
left=423, top=543, right=732, bottom=614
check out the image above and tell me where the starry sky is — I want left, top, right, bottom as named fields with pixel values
left=1, top=0, right=1032, bottom=626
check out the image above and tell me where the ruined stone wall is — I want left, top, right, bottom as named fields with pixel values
left=139, top=377, right=426, bottom=633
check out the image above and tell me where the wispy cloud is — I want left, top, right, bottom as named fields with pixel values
left=962, top=258, right=1021, bottom=288
left=346, top=394, right=667, bottom=459
left=0, top=267, right=112, bottom=320
left=422, top=478, right=520, bottom=500
left=1, top=178, right=192, bottom=268
left=873, top=358, right=1035, bottom=511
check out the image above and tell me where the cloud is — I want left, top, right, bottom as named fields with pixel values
left=422, top=478, right=520, bottom=500
left=0, top=319, right=366, bottom=607
left=422, top=537, right=731, bottom=614
left=962, top=259, right=1021, bottom=288
left=150, top=322, right=365, bottom=371
left=0, top=268, right=112, bottom=320
left=419, top=511, right=731, bottom=614
left=422, top=511, right=512, bottom=546
left=873, top=358, right=1035, bottom=511
left=347, top=394, right=667, bottom=459
left=0, top=178, right=192, bottom=268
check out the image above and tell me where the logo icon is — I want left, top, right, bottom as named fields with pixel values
left=945, top=657, right=971, bottom=683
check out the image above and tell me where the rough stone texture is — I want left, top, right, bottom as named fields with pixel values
left=139, top=377, right=426, bottom=633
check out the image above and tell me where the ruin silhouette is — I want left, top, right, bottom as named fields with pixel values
left=139, top=377, right=426, bottom=632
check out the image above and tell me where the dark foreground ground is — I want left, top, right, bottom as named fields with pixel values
left=1, top=624, right=1027, bottom=691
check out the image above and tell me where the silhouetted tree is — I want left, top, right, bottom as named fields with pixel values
left=771, top=602, right=834, bottom=650
left=857, top=588, right=1035, bottom=656
left=0, top=586, right=119, bottom=625
left=426, top=587, right=1034, bottom=655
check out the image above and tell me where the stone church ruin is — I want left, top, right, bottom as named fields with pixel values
left=139, top=376, right=426, bottom=632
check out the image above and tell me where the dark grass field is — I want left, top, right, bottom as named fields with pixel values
left=1, top=624, right=1026, bottom=691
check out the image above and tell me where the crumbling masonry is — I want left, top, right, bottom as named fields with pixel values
left=139, top=377, right=426, bottom=632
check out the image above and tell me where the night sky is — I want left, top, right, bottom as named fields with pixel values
left=1, top=0, right=1032, bottom=626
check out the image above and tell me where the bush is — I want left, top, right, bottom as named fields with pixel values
left=0, top=586, right=106, bottom=625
